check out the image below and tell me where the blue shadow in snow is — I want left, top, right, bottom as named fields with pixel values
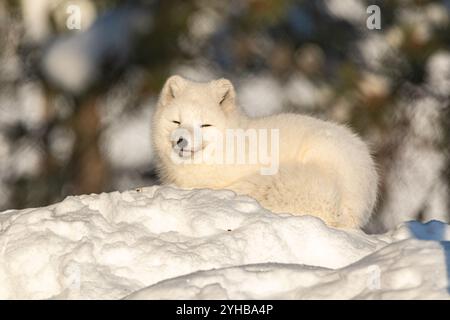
left=407, top=220, right=450, bottom=294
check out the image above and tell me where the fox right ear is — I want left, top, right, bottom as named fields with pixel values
left=159, top=75, right=187, bottom=106
left=211, top=78, right=236, bottom=113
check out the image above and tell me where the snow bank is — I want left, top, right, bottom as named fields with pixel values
left=0, top=186, right=449, bottom=299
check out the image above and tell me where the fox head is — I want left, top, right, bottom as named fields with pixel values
left=152, top=75, right=242, bottom=165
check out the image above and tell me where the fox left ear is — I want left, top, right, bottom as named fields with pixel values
left=211, top=78, right=236, bottom=113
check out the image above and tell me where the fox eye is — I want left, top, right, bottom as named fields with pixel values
left=172, top=120, right=180, bottom=125
left=201, top=124, right=212, bottom=128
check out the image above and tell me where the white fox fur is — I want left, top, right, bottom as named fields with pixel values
left=152, top=75, right=378, bottom=228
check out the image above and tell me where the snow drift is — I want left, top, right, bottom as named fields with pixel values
left=0, top=186, right=449, bottom=299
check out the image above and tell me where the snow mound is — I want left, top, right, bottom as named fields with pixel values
left=0, top=186, right=449, bottom=299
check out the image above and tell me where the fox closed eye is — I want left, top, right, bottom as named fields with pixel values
left=172, top=121, right=211, bottom=127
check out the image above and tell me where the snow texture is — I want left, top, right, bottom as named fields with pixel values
left=0, top=186, right=449, bottom=299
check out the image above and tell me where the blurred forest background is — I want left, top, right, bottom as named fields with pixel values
left=0, top=0, right=448, bottom=232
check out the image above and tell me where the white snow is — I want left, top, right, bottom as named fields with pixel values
left=100, top=106, right=154, bottom=170
left=378, top=96, right=449, bottom=228
left=238, top=75, right=284, bottom=118
left=426, top=51, right=450, bottom=97
left=323, top=0, right=367, bottom=25
left=0, top=186, right=449, bottom=299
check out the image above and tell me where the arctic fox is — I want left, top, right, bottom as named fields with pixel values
left=152, top=75, right=378, bottom=228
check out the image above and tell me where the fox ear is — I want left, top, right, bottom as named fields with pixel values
left=160, top=75, right=187, bottom=106
left=211, top=78, right=236, bottom=113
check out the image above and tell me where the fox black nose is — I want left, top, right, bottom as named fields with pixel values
left=177, top=137, right=188, bottom=148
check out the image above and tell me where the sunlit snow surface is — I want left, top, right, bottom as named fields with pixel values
left=0, top=186, right=449, bottom=299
